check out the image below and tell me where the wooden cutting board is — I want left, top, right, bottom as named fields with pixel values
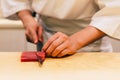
left=0, top=52, right=120, bottom=80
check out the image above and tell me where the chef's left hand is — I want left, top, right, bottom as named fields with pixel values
left=42, top=32, right=79, bottom=57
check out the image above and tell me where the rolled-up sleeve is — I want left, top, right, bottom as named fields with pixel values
left=90, top=0, right=120, bottom=39
left=0, top=0, right=32, bottom=19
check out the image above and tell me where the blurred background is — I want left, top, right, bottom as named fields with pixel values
left=0, top=2, right=120, bottom=52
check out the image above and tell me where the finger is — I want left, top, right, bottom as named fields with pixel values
left=30, top=29, right=38, bottom=44
left=51, top=41, right=67, bottom=57
left=57, top=49, right=70, bottom=57
left=25, top=30, right=34, bottom=43
left=42, top=32, right=60, bottom=51
left=38, top=26, right=43, bottom=42
left=46, top=37, right=65, bottom=57
left=57, top=48, right=76, bottom=57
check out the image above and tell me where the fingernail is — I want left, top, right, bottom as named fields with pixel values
left=39, top=38, right=43, bottom=42
left=34, top=40, right=38, bottom=44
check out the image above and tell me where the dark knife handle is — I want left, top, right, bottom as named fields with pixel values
left=37, top=41, right=43, bottom=51
left=26, top=36, right=43, bottom=51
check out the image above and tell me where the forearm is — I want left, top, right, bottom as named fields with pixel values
left=17, top=10, right=35, bottom=27
left=70, top=26, right=106, bottom=50
left=17, top=10, right=43, bottom=43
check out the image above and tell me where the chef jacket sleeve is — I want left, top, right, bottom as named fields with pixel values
left=90, top=0, right=120, bottom=40
left=0, top=0, right=32, bottom=20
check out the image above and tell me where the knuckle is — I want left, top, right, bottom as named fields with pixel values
left=55, top=47, right=61, bottom=52
left=57, top=32, right=62, bottom=34
left=57, top=32, right=65, bottom=36
left=52, top=42, right=57, bottom=48
left=62, top=35, right=68, bottom=39
left=48, top=39, right=53, bottom=43
left=58, top=32, right=68, bottom=39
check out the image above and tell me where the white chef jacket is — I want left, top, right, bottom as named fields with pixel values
left=1, top=0, right=120, bottom=52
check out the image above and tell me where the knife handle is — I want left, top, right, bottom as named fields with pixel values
left=37, top=41, right=43, bottom=51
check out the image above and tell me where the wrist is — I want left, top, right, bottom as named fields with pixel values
left=70, top=26, right=105, bottom=50
left=17, top=10, right=35, bottom=23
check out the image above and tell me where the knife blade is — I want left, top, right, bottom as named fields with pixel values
left=25, top=33, right=45, bottom=64
left=36, top=41, right=46, bottom=64
left=36, top=51, right=46, bottom=64
left=37, top=41, right=43, bottom=51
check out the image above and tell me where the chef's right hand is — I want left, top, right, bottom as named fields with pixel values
left=17, top=10, right=43, bottom=44
left=24, top=20, right=43, bottom=44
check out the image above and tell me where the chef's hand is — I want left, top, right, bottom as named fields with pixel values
left=24, top=19, right=43, bottom=44
left=17, top=10, right=43, bottom=44
left=42, top=32, right=79, bottom=57
left=42, top=26, right=105, bottom=58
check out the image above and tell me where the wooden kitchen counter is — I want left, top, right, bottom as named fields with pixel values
left=0, top=52, right=120, bottom=80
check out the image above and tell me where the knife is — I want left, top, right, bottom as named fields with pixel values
left=36, top=51, right=46, bottom=64
left=37, top=41, right=43, bottom=51
left=36, top=41, right=46, bottom=64
left=26, top=37, right=45, bottom=64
